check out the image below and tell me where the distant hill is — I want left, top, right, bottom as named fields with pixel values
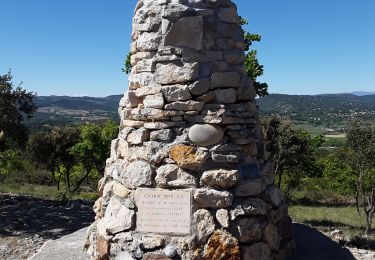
left=257, top=94, right=375, bottom=133
left=35, top=95, right=122, bottom=111
left=350, top=91, right=375, bottom=96
left=27, top=93, right=375, bottom=134
left=27, top=95, right=123, bottom=130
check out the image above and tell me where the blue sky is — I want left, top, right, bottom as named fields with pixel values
left=0, top=0, right=374, bottom=97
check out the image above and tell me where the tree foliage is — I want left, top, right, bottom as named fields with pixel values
left=0, top=71, right=37, bottom=151
left=320, top=147, right=356, bottom=195
left=28, top=127, right=80, bottom=190
left=262, top=115, right=324, bottom=189
left=346, top=120, right=375, bottom=234
left=122, top=52, right=132, bottom=74
left=240, top=18, right=269, bottom=97
left=0, top=71, right=36, bottom=177
left=70, top=120, right=118, bottom=191
left=0, top=149, right=23, bottom=178
left=28, top=121, right=118, bottom=192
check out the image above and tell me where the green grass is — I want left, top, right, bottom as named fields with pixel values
left=289, top=205, right=375, bottom=240
left=0, top=183, right=61, bottom=199
left=290, top=205, right=364, bottom=228
left=0, top=182, right=98, bottom=201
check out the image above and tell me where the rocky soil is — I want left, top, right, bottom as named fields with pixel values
left=0, top=193, right=94, bottom=260
left=349, top=248, right=375, bottom=260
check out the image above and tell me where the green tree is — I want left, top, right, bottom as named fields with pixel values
left=53, top=127, right=80, bottom=190
left=70, top=120, right=118, bottom=191
left=122, top=52, right=132, bottom=74
left=28, top=127, right=80, bottom=190
left=0, top=71, right=37, bottom=151
left=321, top=147, right=356, bottom=195
left=262, top=115, right=324, bottom=189
left=28, top=131, right=61, bottom=188
left=346, top=120, right=375, bottom=234
left=0, top=149, right=23, bottom=179
left=0, top=71, right=36, bottom=177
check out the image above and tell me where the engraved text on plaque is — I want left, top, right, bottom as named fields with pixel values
left=136, top=189, right=191, bottom=234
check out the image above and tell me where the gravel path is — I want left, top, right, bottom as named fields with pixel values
left=0, top=193, right=94, bottom=260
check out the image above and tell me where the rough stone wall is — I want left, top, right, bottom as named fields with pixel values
left=85, top=0, right=295, bottom=259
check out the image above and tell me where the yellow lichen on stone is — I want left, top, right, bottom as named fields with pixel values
left=204, top=230, right=240, bottom=260
left=169, top=144, right=208, bottom=171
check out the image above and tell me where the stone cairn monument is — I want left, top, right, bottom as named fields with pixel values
left=86, top=0, right=295, bottom=259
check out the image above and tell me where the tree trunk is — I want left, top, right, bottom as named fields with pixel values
left=65, top=165, right=72, bottom=191
left=73, top=166, right=92, bottom=192
left=51, top=169, right=60, bottom=190
left=274, top=160, right=283, bottom=189
left=366, top=212, right=373, bottom=235
left=277, top=171, right=283, bottom=189
left=356, top=188, right=361, bottom=216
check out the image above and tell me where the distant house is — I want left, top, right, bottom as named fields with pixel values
left=325, top=128, right=336, bottom=133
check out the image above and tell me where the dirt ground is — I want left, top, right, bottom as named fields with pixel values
left=1, top=193, right=375, bottom=260
left=291, top=223, right=375, bottom=260
left=0, top=193, right=94, bottom=260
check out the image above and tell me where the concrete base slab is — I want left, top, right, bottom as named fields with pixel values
left=29, top=228, right=89, bottom=260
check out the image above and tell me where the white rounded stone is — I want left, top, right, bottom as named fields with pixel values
left=188, top=124, right=224, bottom=146
left=164, top=244, right=177, bottom=257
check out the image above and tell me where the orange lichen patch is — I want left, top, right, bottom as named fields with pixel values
left=96, top=236, right=109, bottom=260
left=169, top=144, right=208, bottom=171
left=194, top=248, right=203, bottom=260
left=203, top=230, right=240, bottom=260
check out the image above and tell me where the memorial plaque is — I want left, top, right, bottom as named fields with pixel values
left=136, top=189, right=191, bottom=234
